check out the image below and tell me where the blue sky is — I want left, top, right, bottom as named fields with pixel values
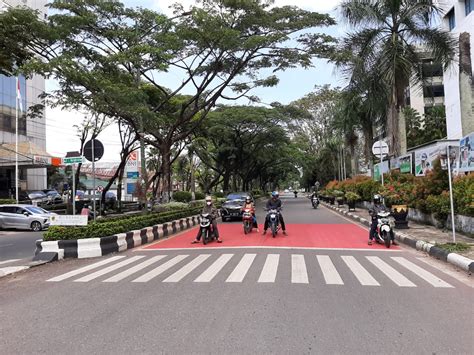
left=46, top=0, right=345, bottom=161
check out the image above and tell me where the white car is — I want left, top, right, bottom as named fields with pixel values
left=0, top=204, right=57, bottom=231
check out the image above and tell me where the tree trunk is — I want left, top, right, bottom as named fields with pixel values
left=161, top=145, right=172, bottom=203
left=116, top=165, right=125, bottom=213
left=100, top=156, right=128, bottom=214
left=459, top=32, right=474, bottom=136
left=190, top=154, right=196, bottom=201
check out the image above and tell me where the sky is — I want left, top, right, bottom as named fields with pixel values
left=45, top=0, right=344, bottom=163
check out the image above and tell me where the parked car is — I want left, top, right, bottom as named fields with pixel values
left=220, top=192, right=253, bottom=221
left=104, top=191, right=117, bottom=209
left=75, top=190, right=86, bottom=201
left=0, top=204, right=57, bottom=231
left=19, top=191, right=49, bottom=205
left=42, top=189, right=63, bottom=204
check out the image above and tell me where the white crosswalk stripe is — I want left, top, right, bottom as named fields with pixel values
left=391, top=257, right=454, bottom=288
left=132, top=255, right=189, bottom=283
left=342, top=256, right=380, bottom=286
left=163, top=254, right=211, bottom=283
left=226, top=253, right=256, bottom=283
left=291, top=254, right=308, bottom=284
left=47, top=256, right=126, bottom=282
left=317, top=255, right=344, bottom=285
left=103, top=255, right=167, bottom=283
left=45, top=253, right=456, bottom=288
left=366, top=256, right=416, bottom=287
left=194, top=254, right=233, bottom=282
left=74, top=256, right=146, bottom=282
left=258, top=254, right=280, bottom=283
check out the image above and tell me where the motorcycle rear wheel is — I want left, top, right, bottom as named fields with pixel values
left=271, top=224, right=277, bottom=238
left=383, top=231, right=391, bottom=248
left=202, top=230, right=208, bottom=245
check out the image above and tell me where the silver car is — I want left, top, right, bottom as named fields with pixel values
left=0, top=204, right=56, bottom=231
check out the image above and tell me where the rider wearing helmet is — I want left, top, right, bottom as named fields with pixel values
left=241, top=196, right=259, bottom=231
left=192, top=196, right=222, bottom=243
left=263, top=191, right=287, bottom=235
left=368, top=194, right=396, bottom=245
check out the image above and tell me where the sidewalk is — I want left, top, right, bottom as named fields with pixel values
left=321, top=201, right=474, bottom=272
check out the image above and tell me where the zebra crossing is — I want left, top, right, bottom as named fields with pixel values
left=46, top=253, right=455, bottom=288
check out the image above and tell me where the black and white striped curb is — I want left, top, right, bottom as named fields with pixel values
left=34, top=215, right=202, bottom=261
left=322, top=202, right=474, bottom=273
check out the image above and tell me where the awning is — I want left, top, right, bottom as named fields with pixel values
left=0, top=141, right=60, bottom=168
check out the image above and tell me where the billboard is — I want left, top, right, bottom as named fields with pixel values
left=374, top=161, right=389, bottom=181
left=399, top=154, right=412, bottom=174
left=414, top=146, right=439, bottom=176
left=459, top=132, right=474, bottom=172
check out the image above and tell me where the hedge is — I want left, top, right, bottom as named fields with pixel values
left=43, top=207, right=203, bottom=241
left=0, top=199, right=16, bottom=204
left=173, top=191, right=192, bottom=202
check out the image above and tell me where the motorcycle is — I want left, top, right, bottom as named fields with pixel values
left=294, top=191, right=298, bottom=198
left=371, top=210, right=395, bottom=248
left=199, top=213, right=216, bottom=245
left=311, top=196, right=319, bottom=209
left=265, top=208, right=281, bottom=238
left=242, top=208, right=254, bottom=234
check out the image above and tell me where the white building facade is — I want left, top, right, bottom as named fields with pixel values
left=442, top=0, right=474, bottom=139
left=0, top=0, right=48, bottom=197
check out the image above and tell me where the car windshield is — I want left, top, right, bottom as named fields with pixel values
left=29, top=191, right=46, bottom=198
left=226, top=194, right=245, bottom=201
left=25, top=206, right=47, bottom=214
left=46, top=191, right=58, bottom=196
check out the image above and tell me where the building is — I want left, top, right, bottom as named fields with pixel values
left=442, top=0, right=474, bottom=139
left=0, top=0, right=49, bottom=198
left=405, top=49, right=445, bottom=118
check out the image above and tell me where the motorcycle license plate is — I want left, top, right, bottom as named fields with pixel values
left=270, top=214, right=276, bottom=218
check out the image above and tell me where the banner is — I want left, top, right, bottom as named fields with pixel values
left=390, top=156, right=400, bottom=170
left=439, top=146, right=459, bottom=171
left=414, top=146, right=440, bottom=176
left=50, top=215, right=88, bottom=226
left=459, top=132, right=474, bottom=172
left=374, top=161, right=389, bottom=181
left=399, top=154, right=412, bottom=174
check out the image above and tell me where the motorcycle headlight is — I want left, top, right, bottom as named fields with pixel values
left=381, top=218, right=389, bottom=224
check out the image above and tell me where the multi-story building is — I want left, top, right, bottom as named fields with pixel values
left=442, top=0, right=474, bottom=139
left=405, top=49, right=445, bottom=118
left=0, top=0, right=48, bottom=197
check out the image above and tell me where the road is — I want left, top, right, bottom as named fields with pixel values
left=0, top=194, right=472, bottom=354
left=0, top=229, right=43, bottom=263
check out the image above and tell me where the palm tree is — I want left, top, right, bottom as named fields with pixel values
left=339, top=0, right=456, bottom=156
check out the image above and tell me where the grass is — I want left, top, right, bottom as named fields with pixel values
left=435, top=242, right=471, bottom=253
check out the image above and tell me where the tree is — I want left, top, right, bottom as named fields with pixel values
left=339, top=0, right=456, bottom=156
left=0, top=0, right=337, bottom=202
left=404, top=106, right=447, bottom=149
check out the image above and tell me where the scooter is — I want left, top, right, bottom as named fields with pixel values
left=371, top=210, right=395, bottom=248
left=311, top=196, right=319, bottom=209
left=242, top=208, right=254, bottom=235
left=265, top=208, right=281, bottom=238
left=199, top=213, right=217, bottom=245
left=294, top=191, right=298, bottom=198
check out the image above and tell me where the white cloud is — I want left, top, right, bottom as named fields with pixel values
left=153, top=0, right=341, bottom=15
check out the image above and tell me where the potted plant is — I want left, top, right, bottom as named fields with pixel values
left=333, top=190, right=344, bottom=206
left=345, top=191, right=360, bottom=211
left=385, top=192, right=409, bottom=229
left=327, top=190, right=336, bottom=205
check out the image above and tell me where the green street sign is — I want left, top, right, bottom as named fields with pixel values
left=63, top=156, right=83, bottom=165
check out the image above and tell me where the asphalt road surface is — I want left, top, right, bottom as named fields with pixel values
left=0, top=230, right=43, bottom=263
left=1, top=194, right=472, bottom=354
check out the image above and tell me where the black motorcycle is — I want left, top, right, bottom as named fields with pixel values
left=265, top=208, right=281, bottom=238
left=311, top=196, right=319, bottom=209
left=199, top=213, right=216, bottom=245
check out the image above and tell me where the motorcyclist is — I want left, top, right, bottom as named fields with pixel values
left=309, top=191, right=319, bottom=206
left=368, top=194, right=396, bottom=245
left=192, top=196, right=222, bottom=243
left=241, top=196, right=259, bottom=232
left=263, top=191, right=287, bottom=235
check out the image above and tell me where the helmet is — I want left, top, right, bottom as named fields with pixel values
left=245, top=196, right=251, bottom=202
left=271, top=191, right=279, bottom=198
left=373, top=194, right=381, bottom=204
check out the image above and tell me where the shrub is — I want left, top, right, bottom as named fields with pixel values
left=195, top=192, right=205, bottom=200
left=0, top=199, right=16, bottom=204
left=453, top=174, right=474, bottom=217
left=426, top=192, right=450, bottom=223
left=172, top=191, right=192, bottom=202
left=213, top=191, right=224, bottom=198
left=157, top=202, right=189, bottom=212
left=345, top=192, right=360, bottom=202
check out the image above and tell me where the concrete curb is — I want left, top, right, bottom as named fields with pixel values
left=34, top=215, right=201, bottom=262
left=322, top=202, right=474, bottom=273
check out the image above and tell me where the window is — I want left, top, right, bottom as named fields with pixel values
left=466, top=0, right=473, bottom=15
left=446, top=8, right=456, bottom=30
left=423, top=85, right=445, bottom=98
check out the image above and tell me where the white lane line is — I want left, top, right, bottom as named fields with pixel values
left=194, top=254, right=234, bottom=283
left=162, top=254, right=211, bottom=283
left=366, top=256, right=416, bottom=287
left=317, top=255, right=343, bottom=285
left=138, top=246, right=402, bottom=252
left=291, top=254, right=309, bottom=284
left=342, top=256, right=380, bottom=286
left=0, top=259, right=21, bottom=265
left=47, top=256, right=126, bottom=282
left=226, top=254, right=256, bottom=283
left=391, top=257, right=454, bottom=288
left=132, top=255, right=189, bottom=283
left=74, top=256, right=146, bottom=282
left=103, top=255, right=167, bottom=282
left=257, top=254, right=280, bottom=283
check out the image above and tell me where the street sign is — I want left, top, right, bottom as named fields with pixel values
left=84, top=139, right=104, bottom=162
left=50, top=215, right=88, bottom=226
left=97, top=185, right=104, bottom=192
left=372, top=140, right=389, bottom=157
left=127, top=171, right=139, bottom=179
left=63, top=156, right=84, bottom=165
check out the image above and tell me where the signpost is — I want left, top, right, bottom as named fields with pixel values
left=63, top=152, right=82, bottom=215
left=125, top=151, right=139, bottom=199
left=84, top=138, right=104, bottom=221
left=372, top=140, right=389, bottom=186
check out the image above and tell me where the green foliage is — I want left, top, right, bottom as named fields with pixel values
left=404, top=106, right=447, bottom=149
left=43, top=207, right=202, bottom=241
left=213, top=192, right=225, bottom=198
left=157, top=202, right=189, bottom=211
left=426, top=192, right=450, bottom=223
left=0, top=199, right=16, bottom=204
left=453, top=175, right=474, bottom=217
left=172, top=191, right=192, bottom=203
left=435, top=243, right=470, bottom=253
left=345, top=191, right=360, bottom=202
left=194, top=192, right=205, bottom=200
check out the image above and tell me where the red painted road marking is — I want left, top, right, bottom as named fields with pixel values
left=144, top=224, right=399, bottom=250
